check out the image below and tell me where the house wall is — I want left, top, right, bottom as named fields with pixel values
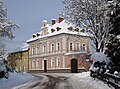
left=28, top=33, right=91, bottom=72
left=8, top=50, right=29, bottom=72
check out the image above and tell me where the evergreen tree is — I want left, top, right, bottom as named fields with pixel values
left=105, top=0, right=120, bottom=69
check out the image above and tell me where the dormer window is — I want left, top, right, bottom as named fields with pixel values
left=80, top=29, right=85, bottom=33
left=68, top=26, right=73, bottom=31
left=74, top=28, right=79, bottom=32
left=56, top=27, right=61, bottom=31
left=32, top=34, right=36, bottom=38
left=51, top=29, right=55, bottom=33
left=36, top=33, right=40, bottom=37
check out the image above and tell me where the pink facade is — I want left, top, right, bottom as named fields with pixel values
left=27, top=18, right=91, bottom=72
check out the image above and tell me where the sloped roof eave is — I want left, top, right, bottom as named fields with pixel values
left=26, top=32, right=89, bottom=43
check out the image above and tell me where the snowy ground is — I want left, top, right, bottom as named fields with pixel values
left=0, top=72, right=40, bottom=89
left=69, top=72, right=112, bottom=89
left=0, top=72, right=112, bottom=89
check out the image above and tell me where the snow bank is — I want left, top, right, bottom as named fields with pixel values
left=71, top=72, right=111, bottom=89
left=0, top=72, right=37, bottom=89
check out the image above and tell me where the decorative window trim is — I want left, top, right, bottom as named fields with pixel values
left=51, top=43, right=54, bottom=52
left=32, top=47, right=35, bottom=55
left=43, top=45, right=46, bottom=53
left=51, top=58, right=55, bottom=67
left=36, top=47, right=39, bottom=54
left=82, top=43, right=86, bottom=51
left=56, top=57, right=60, bottom=67
left=56, top=42, right=60, bottom=51
left=76, top=42, right=80, bottom=51
left=36, top=59, right=39, bottom=68
left=32, top=60, right=35, bottom=68
left=69, top=42, right=74, bottom=51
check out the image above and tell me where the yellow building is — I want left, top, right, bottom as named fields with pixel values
left=7, top=50, right=29, bottom=72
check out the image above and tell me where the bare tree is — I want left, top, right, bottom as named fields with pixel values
left=62, top=0, right=113, bottom=52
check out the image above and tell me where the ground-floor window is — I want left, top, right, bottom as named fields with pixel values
left=36, top=59, right=39, bottom=68
left=32, top=60, right=35, bottom=68
left=51, top=58, right=55, bottom=67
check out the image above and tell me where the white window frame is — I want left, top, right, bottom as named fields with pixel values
left=51, top=43, right=54, bottom=52
left=32, top=48, right=35, bottom=55
left=56, top=57, right=60, bottom=67
left=56, top=42, right=60, bottom=51
left=76, top=42, right=80, bottom=51
left=51, top=58, right=55, bottom=67
left=36, top=59, right=39, bottom=68
left=36, top=47, right=39, bottom=54
left=24, top=58, right=26, bottom=72
left=20, top=59, right=22, bottom=71
left=32, top=60, right=35, bottom=68
left=82, top=43, right=86, bottom=51
left=43, top=45, right=46, bottom=53
left=69, top=42, right=74, bottom=51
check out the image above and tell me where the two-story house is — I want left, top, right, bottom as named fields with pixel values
left=27, top=17, right=91, bottom=73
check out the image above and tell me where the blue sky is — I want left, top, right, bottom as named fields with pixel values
left=3, top=0, right=63, bottom=52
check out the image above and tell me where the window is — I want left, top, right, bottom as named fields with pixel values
left=32, top=48, right=35, bottom=55
left=51, top=44, right=54, bottom=52
left=32, top=60, right=35, bottom=68
left=36, top=59, right=39, bottom=68
left=51, top=58, right=55, bottom=67
left=76, top=43, right=79, bottom=51
left=82, top=43, right=86, bottom=51
left=36, top=47, right=39, bottom=54
left=43, top=45, right=46, bottom=53
left=56, top=57, right=60, bottom=67
left=70, top=42, right=73, bottom=51
left=24, top=59, right=26, bottom=72
left=20, top=59, right=22, bottom=71
left=56, top=43, right=60, bottom=51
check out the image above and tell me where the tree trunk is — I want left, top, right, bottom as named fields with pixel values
left=95, top=39, right=100, bottom=52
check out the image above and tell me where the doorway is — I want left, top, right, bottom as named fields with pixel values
left=71, top=58, right=78, bottom=73
left=44, top=60, right=47, bottom=72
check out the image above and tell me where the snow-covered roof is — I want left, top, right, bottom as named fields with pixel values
left=26, top=18, right=89, bottom=43
left=21, top=43, right=29, bottom=51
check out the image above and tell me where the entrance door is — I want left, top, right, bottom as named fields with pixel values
left=71, top=58, right=78, bottom=73
left=44, top=60, right=47, bottom=72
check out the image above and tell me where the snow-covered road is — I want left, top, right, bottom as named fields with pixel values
left=0, top=72, right=112, bottom=89
left=13, top=72, right=111, bottom=89
left=13, top=74, right=80, bottom=89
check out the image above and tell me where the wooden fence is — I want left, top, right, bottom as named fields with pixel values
left=93, top=72, right=120, bottom=89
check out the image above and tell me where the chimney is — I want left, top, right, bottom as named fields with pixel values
left=52, top=19, right=56, bottom=25
left=59, top=17, right=64, bottom=23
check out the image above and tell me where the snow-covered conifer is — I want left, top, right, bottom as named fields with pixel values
left=105, top=0, right=120, bottom=69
